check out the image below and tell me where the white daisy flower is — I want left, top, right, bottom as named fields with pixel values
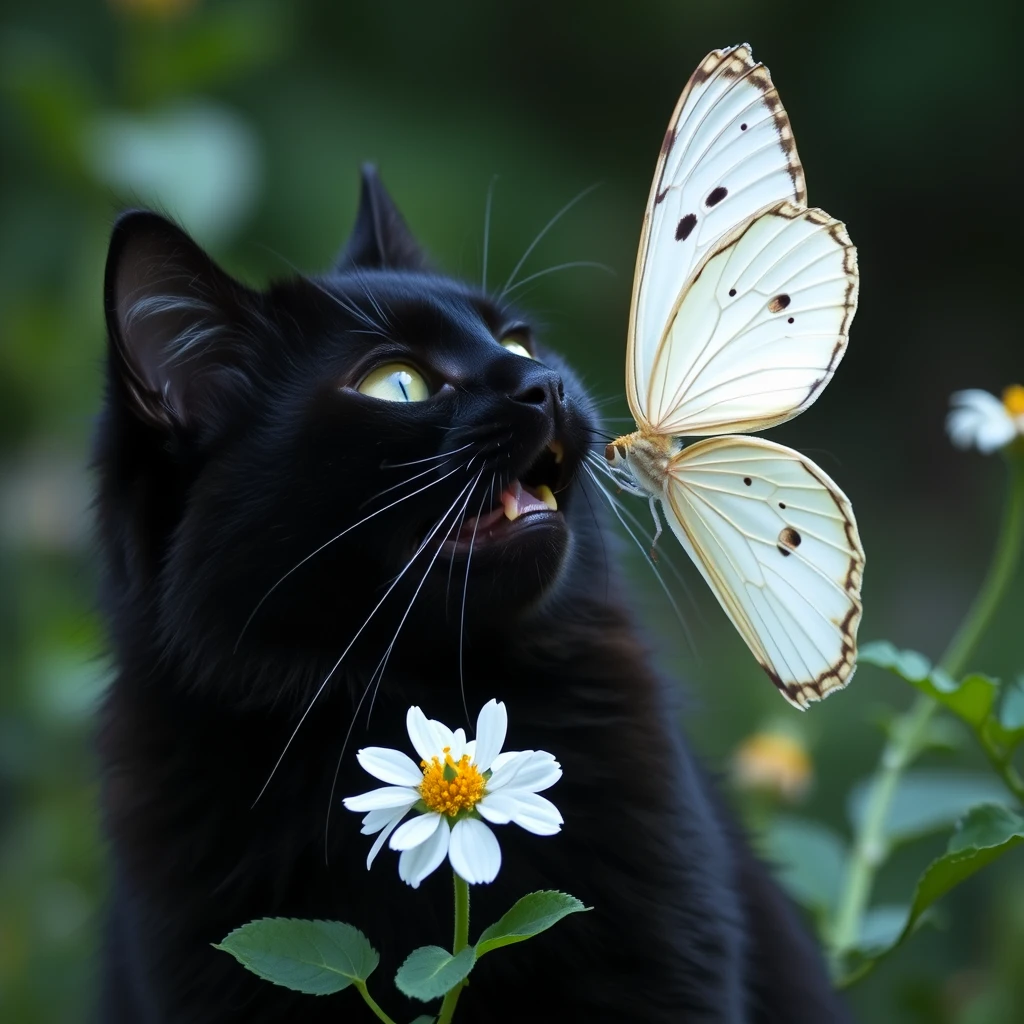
left=342, top=699, right=562, bottom=888
left=946, top=386, right=1024, bottom=454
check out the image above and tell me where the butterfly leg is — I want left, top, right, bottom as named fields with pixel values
left=648, top=495, right=662, bottom=563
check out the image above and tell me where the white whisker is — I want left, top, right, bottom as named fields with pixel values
left=458, top=476, right=491, bottom=726
left=367, top=467, right=484, bottom=724
left=501, top=260, right=615, bottom=298
left=583, top=464, right=697, bottom=655
left=235, top=461, right=468, bottom=653
left=252, top=473, right=479, bottom=807
left=322, top=470, right=482, bottom=860
left=500, top=183, right=602, bottom=297
left=382, top=442, right=474, bottom=469
left=482, top=174, right=498, bottom=292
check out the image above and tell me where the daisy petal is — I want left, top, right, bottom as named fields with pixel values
left=488, top=750, right=524, bottom=773
left=500, top=751, right=561, bottom=793
left=356, top=747, right=424, bottom=786
left=430, top=719, right=456, bottom=753
left=484, top=790, right=563, bottom=835
left=476, top=790, right=517, bottom=825
left=398, top=818, right=450, bottom=888
left=449, top=817, right=501, bottom=884
left=407, top=706, right=442, bottom=762
left=485, top=750, right=535, bottom=792
left=366, top=810, right=408, bottom=869
left=472, top=699, right=507, bottom=772
left=389, top=811, right=443, bottom=851
left=946, top=391, right=1016, bottom=453
left=343, top=786, right=419, bottom=812
left=360, top=807, right=401, bottom=835
left=449, top=727, right=468, bottom=761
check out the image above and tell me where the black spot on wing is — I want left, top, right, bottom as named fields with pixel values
left=777, top=527, right=802, bottom=556
left=768, top=294, right=791, bottom=313
left=706, top=186, right=728, bottom=207
left=675, top=214, right=697, bottom=241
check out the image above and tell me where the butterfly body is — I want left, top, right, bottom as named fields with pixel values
left=600, top=44, right=865, bottom=709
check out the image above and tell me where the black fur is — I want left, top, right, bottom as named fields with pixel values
left=93, top=166, right=852, bottom=1022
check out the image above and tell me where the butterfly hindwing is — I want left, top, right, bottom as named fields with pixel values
left=643, top=202, right=858, bottom=435
left=627, top=43, right=806, bottom=427
left=661, top=435, right=863, bottom=708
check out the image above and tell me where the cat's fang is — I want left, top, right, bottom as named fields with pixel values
left=502, top=486, right=522, bottom=522
left=547, top=440, right=564, bottom=464
left=535, top=485, right=558, bottom=511
left=500, top=480, right=558, bottom=522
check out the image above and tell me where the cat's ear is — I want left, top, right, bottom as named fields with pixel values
left=104, top=210, right=263, bottom=429
left=336, top=164, right=426, bottom=272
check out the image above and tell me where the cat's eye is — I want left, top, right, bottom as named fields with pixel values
left=501, top=336, right=534, bottom=360
left=357, top=363, right=430, bottom=403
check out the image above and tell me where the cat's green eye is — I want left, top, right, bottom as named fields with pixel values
left=501, top=337, right=534, bottom=360
left=357, top=363, right=430, bottom=403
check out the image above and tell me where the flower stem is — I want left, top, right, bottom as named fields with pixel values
left=941, top=450, right=1024, bottom=680
left=437, top=873, right=471, bottom=1024
left=353, top=981, right=399, bottom=1024
left=831, top=450, right=1024, bottom=981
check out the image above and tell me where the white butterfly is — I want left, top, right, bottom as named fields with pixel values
left=603, top=44, right=864, bottom=709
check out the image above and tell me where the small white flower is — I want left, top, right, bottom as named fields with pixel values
left=342, top=699, right=562, bottom=888
left=946, top=386, right=1024, bottom=454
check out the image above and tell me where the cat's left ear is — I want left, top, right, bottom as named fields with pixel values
left=104, top=210, right=265, bottom=430
left=336, top=164, right=426, bottom=272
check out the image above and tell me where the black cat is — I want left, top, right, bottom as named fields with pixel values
left=93, top=166, right=853, bottom=1022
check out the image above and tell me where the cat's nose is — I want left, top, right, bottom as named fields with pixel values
left=510, top=366, right=565, bottom=413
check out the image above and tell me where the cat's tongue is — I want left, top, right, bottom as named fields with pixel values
left=500, top=480, right=558, bottom=522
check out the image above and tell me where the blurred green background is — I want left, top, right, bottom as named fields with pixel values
left=1, top=0, right=1020, bottom=1021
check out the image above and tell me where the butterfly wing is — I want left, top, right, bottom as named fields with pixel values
left=627, top=43, right=806, bottom=428
left=661, top=435, right=863, bottom=708
left=642, top=203, right=857, bottom=435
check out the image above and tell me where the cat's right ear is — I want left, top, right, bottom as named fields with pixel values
left=104, top=211, right=262, bottom=430
left=336, top=164, right=426, bottom=272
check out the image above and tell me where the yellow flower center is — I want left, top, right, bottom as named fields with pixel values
left=419, top=748, right=485, bottom=817
left=1002, top=384, right=1024, bottom=418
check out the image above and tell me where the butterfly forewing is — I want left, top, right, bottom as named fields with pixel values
left=627, top=43, right=806, bottom=427
left=661, top=436, right=863, bottom=708
left=644, top=203, right=857, bottom=435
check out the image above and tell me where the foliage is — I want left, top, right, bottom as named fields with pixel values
left=216, top=888, right=587, bottom=1021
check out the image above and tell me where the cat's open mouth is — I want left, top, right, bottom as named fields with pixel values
left=442, top=439, right=567, bottom=555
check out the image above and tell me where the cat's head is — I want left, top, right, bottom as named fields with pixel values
left=95, top=166, right=604, bottom=699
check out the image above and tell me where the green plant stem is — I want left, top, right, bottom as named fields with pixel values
left=942, top=451, right=1024, bottom=680
left=831, top=450, right=1024, bottom=979
left=353, top=981, right=399, bottom=1024
left=437, top=873, right=471, bottom=1024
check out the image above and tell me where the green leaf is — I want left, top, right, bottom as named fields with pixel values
left=899, top=804, right=1024, bottom=942
left=409, top=1018, right=436, bottom=1023
left=763, top=816, right=847, bottom=915
left=859, top=642, right=1001, bottom=728
left=213, top=918, right=378, bottom=995
left=475, top=891, right=590, bottom=957
left=848, top=770, right=1011, bottom=846
left=998, top=676, right=1024, bottom=733
left=860, top=640, right=931, bottom=681
left=394, top=946, right=476, bottom=1002
left=938, top=673, right=1001, bottom=728
left=855, top=904, right=912, bottom=958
